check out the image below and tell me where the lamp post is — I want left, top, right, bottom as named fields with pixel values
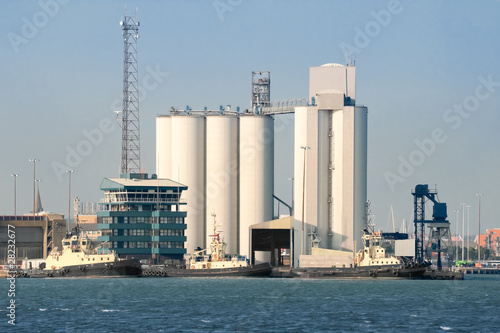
left=460, top=202, right=466, bottom=261
left=300, top=146, right=310, bottom=257
left=454, top=209, right=459, bottom=262
left=11, top=174, right=18, bottom=216
left=288, top=177, right=294, bottom=215
left=29, top=158, right=39, bottom=215
left=66, top=170, right=74, bottom=234
left=288, top=177, right=294, bottom=270
left=466, top=204, right=471, bottom=261
left=35, top=179, right=41, bottom=213
left=476, top=193, right=482, bottom=264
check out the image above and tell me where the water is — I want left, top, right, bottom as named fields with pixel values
left=2, top=276, right=500, bottom=332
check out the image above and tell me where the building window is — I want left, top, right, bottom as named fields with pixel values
left=101, top=217, right=112, bottom=224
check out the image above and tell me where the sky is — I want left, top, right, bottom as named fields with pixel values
left=1, top=0, right=499, bottom=237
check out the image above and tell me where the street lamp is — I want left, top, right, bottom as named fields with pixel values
left=66, top=170, right=74, bottom=234
left=466, top=204, right=471, bottom=261
left=288, top=177, right=294, bottom=215
left=288, top=177, right=294, bottom=270
left=476, top=193, right=483, bottom=263
left=460, top=202, right=466, bottom=261
left=35, top=179, right=41, bottom=213
left=454, top=209, right=459, bottom=262
left=11, top=174, right=18, bottom=216
left=300, top=146, right=310, bottom=257
left=29, top=158, right=39, bottom=215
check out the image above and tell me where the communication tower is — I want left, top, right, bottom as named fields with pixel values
left=120, top=13, right=141, bottom=174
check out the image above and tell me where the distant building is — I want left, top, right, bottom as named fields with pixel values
left=97, top=173, right=187, bottom=263
left=77, top=214, right=101, bottom=241
left=78, top=215, right=97, bottom=224
left=78, top=222, right=101, bottom=241
left=479, top=229, right=500, bottom=256
left=0, top=213, right=66, bottom=265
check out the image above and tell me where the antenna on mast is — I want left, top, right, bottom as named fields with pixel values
left=120, top=9, right=141, bottom=174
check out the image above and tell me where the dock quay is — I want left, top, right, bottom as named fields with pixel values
left=270, top=267, right=294, bottom=278
left=460, top=268, right=500, bottom=275
left=423, top=269, right=464, bottom=280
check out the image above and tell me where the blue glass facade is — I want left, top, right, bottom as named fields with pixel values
left=97, top=173, right=188, bottom=262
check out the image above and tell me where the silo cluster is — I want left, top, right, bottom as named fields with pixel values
left=156, top=112, right=274, bottom=257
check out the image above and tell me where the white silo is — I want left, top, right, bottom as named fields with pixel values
left=239, top=114, right=274, bottom=258
left=329, top=105, right=367, bottom=251
left=157, top=114, right=206, bottom=253
left=294, top=63, right=367, bottom=254
left=205, top=114, right=239, bottom=254
left=352, top=105, right=368, bottom=251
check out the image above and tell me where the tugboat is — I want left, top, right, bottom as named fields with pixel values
left=143, top=214, right=272, bottom=277
left=26, top=233, right=141, bottom=278
left=294, top=229, right=428, bottom=279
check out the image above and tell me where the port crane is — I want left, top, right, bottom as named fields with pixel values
left=412, top=184, right=453, bottom=270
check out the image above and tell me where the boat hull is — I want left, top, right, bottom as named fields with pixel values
left=25, top=260, right=142, bottom=278
left=293, top=264, right=427, bottom=279
left=143, top=263, right=273, bottom=277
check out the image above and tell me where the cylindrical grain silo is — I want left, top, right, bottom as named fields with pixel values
left=169, top=114, right=206, bottom=253
left=156, top=116, right=172, bottom=178
left=205, top=114, right=239, bottom=255
left=239, top=114, right=274, bottom=258
left=353, top=106, right=368, bottom=252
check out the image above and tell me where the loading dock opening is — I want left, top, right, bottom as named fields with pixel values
left=249, top=216, right=298, bottom=267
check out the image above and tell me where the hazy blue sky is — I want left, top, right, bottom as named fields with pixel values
left=1, top=0, right=499, bottom=237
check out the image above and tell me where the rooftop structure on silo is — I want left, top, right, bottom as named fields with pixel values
left=251, top=71, right=271, bottom=112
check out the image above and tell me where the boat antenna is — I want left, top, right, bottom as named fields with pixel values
left=73, top=196, right=81, bottom=237
left=365, top=201, right=375, bottom=233
left=210, top=212, right=223, bottom=242
left=156, top=154, right=160, bottom=265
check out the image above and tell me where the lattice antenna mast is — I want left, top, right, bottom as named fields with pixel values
left=120, top=13, right=141, bottom=174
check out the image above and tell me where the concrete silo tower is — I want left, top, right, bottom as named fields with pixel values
left=239, top=114, right=274, bottom=258
left=205, top=114, right=239, bottom=255
left=294, top=63, right=368, bottom=254
left=156, top=114, right=206, bottom=253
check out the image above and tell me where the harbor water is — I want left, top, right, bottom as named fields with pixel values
left=2, top=276, right=500, bottom=332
